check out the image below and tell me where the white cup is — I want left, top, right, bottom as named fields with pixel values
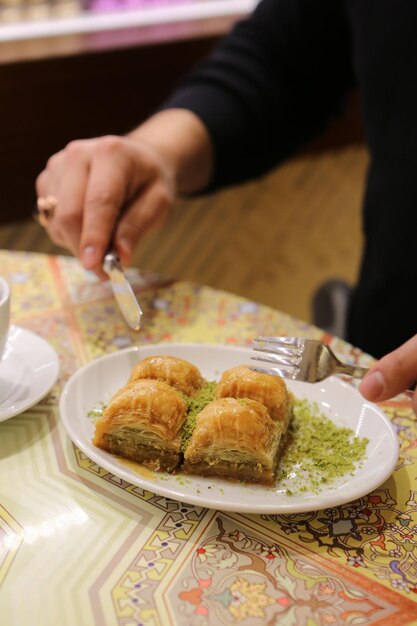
left=0, top=276, right=11, bottom=362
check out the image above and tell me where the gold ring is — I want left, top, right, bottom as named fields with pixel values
left=36, top=195, right=57, bottom=227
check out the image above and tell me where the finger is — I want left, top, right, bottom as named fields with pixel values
left=79, top=137, right=150, bottom=273
left=113, top=181, right=173, bottom=265
left=36, top=149, right=85, bottom=253
left=36, top=150, right=63, bottom=199
left=36, top=169, right=48, bottom=199
left=359, top=334, right=417, bottom=402
left=35, top=152, right=66, bottom=245
left=45, top=142, right=91, bottom=255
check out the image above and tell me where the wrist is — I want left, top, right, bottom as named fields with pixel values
left=128, top=109, right=213, bottom=194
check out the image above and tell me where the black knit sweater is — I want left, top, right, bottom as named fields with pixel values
left=163, top=0, right=417, bottom=358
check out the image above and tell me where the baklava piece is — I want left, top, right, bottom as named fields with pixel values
left=93, top=378, right=187, bottom=471
left=128, top=355, right=203, bottom=397
left=183, top=397, right=285, bottom=485
left=216, top=365, right=292, bottom=427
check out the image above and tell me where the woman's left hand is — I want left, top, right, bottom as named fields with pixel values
left=359, top=334, right=417, bottom=415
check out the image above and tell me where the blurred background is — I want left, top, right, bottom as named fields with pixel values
left=0, top=0, right=366, bottom=323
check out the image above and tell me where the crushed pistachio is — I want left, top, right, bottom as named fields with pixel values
left=277, top=399, right=369, bottom=495
left=180, top=381, right=217, bottom=452
left=87, top=403, right=106, bottom=422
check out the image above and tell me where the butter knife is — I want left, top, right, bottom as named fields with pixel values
left=103, top=251, right=143, bottom=331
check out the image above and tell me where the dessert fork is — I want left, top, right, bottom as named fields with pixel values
left=250, top=336, right=368, bottom=383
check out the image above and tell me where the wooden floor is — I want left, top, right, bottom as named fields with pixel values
left=0, top=143, right=368, bottom=324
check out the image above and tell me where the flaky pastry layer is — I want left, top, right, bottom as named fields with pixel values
left=128, top=355, right=203, bottom=396
left=93, top=378, right=187, bottom=471
left=216, top=365, right=291, bottom=427
left=183, top=397, right=284, bottom=485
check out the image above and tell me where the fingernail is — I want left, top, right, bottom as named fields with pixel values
left=82, top=245, right=98, bottom=269
left=360, top=370, right=385, bottom=400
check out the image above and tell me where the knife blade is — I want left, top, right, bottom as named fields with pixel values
left=103, top=251, right=143, bottom=331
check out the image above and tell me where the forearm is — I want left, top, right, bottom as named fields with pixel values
left=160, top=0, right=354, bottom=190
left=128, top=108, right=214, bottom=195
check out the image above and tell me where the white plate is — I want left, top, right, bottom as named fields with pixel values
left=0, top=325, right=60, bottom=422
left=59, top=343, right=399, bottom=514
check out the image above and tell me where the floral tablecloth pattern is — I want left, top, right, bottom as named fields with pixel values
left=0, top=250, right=416, bottom=626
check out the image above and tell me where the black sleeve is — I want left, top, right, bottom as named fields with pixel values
left=161, top=0, right=355, bottom=190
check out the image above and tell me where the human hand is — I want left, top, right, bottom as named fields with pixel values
left=36, top=134, right=176, bottom=277
left=359, top=334, right=417, bottom=416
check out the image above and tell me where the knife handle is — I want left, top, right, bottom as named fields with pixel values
left=103, top=250, right=122, bottom=274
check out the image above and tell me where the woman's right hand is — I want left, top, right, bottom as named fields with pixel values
left=35, top=109, right=214, bottom=277
left=36, top=134, right=176, bottom=277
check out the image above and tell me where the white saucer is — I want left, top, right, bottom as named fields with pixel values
left=0, top=325, right=59, bottom=422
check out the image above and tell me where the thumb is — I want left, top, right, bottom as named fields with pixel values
left=359, top=334, right=417, bottom=402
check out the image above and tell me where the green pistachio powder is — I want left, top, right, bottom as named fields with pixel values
left=180, top=381, right=218, bottom=452
left=88, top=381, right=368, bottom=496
left=278, top=399, right=368, bottom=495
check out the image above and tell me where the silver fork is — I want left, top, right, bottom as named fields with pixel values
left=250, top=336, right=368, bottom=383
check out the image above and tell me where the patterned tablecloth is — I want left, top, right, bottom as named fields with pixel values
left=0, top=250, right=416, bottom=626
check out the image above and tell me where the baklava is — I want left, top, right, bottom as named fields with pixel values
left=92, top=355, right=293, bottom=485
left=128, top=355, right=203, bottom=396
left=216, top=365, right=292, bottom=427
left=93, top=378, right=187, bottom=471
left=183, top=397, right=285, bottom=485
